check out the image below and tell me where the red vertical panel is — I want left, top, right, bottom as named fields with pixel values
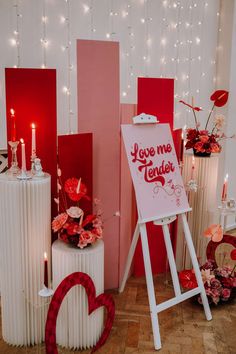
left=135, top=77, right=180, bottom=276
left=77, top=40, right=120, bottom=289
left=5, top=68, right=57, bottom=217
left=57, top=133, right=93, bottom=215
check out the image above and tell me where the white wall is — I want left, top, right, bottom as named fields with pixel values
left=0, top=0, right=220, bottom=149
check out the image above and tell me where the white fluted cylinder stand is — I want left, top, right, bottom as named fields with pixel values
left=176, top=153, right=219, bottom=269
left=0, top=173, right=51, bottom=346
left=52, top=239, right=104, bottom=350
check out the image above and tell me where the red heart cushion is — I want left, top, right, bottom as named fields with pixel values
left=45, top=272, right=115, bottom=353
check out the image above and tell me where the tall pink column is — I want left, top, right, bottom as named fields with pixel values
left=77, top=40, right=120, bottom=289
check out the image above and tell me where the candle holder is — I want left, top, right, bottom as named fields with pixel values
left=17, top=170, right=32, bottom=180
left=38, top=285, right=54, bottom=298
left=7, top=140, right=20, bottom=176
left=221, top=199, right=227, bottom=210
left=31, top=152, right=37, bottom=174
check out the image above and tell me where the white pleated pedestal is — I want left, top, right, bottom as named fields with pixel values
left=0, top=173, right=51, bottom=346
left=52, top=239, right=104, bottom=350
left=176, top=153, right=219, bottom=269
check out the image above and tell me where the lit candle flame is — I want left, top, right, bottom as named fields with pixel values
left=44, top=252, right=47, bottom=260
left=32, top=123, right=36, bottom=129
left=10, top=108, right=15, bottom=116
left=192, top=156, right=195, bottom=165
left=20, top=138, right=24, bottom=144
left=225, top=173, right=228, bottom=182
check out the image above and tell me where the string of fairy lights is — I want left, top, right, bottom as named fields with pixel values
left=8, top=0, right=221, bottom=132
left=10, top=0, right=21, bottom=68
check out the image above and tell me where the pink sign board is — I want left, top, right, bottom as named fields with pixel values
left=121, top=123, right=190, bottom=223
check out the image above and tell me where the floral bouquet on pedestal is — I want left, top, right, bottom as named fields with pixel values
left=52, top=175, right=103, bottom=249
left=180, top=90, right=235, bottom=156
left=179, top=225, right=236, bottom=305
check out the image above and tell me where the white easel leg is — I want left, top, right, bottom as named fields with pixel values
left=162, top=224, right=181, bottom=297
left=119, top=223, right=140, bottom=293
left=181, top=213, right=212, bottom=321
left=140, top=223, right=161, bottom=350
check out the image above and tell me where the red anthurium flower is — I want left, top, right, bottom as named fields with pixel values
left=230, top=249, right=236, bottom=261
left=179, top=270, right=197, bottom=289
left=64, top=178, right=88, bottom=201
left=82, top=214, right=96, bottom=228
left=179, top=100, right=202, bottom=111
left=210, top=90, right=229, bottom=107
left=203, top=224, right=223, bottom=242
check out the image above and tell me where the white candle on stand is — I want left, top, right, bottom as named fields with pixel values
left=221, top=173, right=228, bottom=201
left=31, top=123, right=36, bottom=156
left=20, top=138, right=26, bottom=171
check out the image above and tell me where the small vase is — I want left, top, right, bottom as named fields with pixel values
left=193, top=148, right=211, bottom=157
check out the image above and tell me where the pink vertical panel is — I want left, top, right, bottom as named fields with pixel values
left=119, top=104, right=137, bottom=285
left=77, top=40, right=120, bottom=289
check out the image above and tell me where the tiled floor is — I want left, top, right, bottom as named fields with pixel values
left=0, top=274, right=235, bottom=354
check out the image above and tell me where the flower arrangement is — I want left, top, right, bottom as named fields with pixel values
left=180, top=90, right=234, bottom=156
left=52, top=174, right=103, bottom=249
left=179, top=224, right=236, bottom=305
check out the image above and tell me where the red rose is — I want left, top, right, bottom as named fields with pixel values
left=221, top=288, right=231, bottom=300
left=67, top=222, right=81, bottom=235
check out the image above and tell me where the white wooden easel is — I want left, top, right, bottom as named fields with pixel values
left=119, top=114, right=212, bottom=350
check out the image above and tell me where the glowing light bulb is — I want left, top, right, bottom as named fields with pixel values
left=10, top=38, right=17, bottom=46
left=60, top=16, right=66, bottom=23
left=83, top=4, right=90, bottom=13
left=122, top=91, right=127, bottom=97
left=141, top=18, right=145, bottom=23
left=106, top=33, right=111, bottom=38
left=161, top=38, right=166, bottom=46
left=195, top=37, right=201, bottom=44
left=42, top=16, right=48, bottom=23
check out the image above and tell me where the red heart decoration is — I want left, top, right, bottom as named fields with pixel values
left=45, top=272, right=115, bottom=354
left=206, top=234, right=236, bottom=267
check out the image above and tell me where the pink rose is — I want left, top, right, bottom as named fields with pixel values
left=80, top=230, right=95, bottom=243
left=93, top=227, right=103, bottom=239
left=66, top=206, right=83, bottom=218
left=210, top=143, right=221, bottom=153
left=52, top=213, right=68, bottom=232
left=210, top=278, right=222, bottom=290
left=194, top=141, right=205, bottom=152
left=78, top=238, right=88, bottom=249
left=221, top=288, right=231, bottom=300
left=199, top=135, right=209, bottom=143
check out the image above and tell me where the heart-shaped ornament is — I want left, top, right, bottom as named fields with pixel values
left=45, top=272, right=115, bottom=354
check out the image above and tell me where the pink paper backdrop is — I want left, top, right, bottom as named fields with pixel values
left=77, top=39, right=120, bottom=289
left=119, top=104, right=137, bottom=285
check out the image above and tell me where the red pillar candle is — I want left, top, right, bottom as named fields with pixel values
left=10, top=108, right=16, bottom=142
left=44, top=252, right=48, bottom=288
left=221, top=174, right=228, bottom=201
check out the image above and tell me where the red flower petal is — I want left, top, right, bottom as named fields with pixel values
left=82, top=214, right=96, bottom=227
left=179, top=100, right=202, bottom=111
left=210, top=90, right=229, bottom=107
left=179, top=270, right=197, bottom=289
left=64, top=178, right=88, bottom=201
left=230, top=249, right=236, bottom=261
